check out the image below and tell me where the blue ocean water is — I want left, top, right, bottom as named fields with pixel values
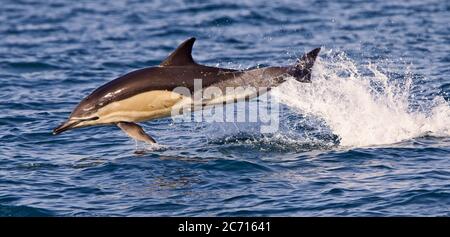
left=1, top=0, right=450, bottom=216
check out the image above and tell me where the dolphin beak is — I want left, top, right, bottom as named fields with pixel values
left=53, top=120, right=82, bottom=135
left=53, top=116, right=100, bottom=135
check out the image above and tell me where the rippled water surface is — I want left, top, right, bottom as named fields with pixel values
left=1, top=0, right=450, bottom=216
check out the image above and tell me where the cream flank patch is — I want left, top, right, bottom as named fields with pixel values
left=81, top=87, right=266, bottom=126
left=200, top=86, right=268, bottom=107
left=94, top=90, right=186, bottom=124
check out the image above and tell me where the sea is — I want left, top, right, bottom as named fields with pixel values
left=0, top=0, right=449, bottom=216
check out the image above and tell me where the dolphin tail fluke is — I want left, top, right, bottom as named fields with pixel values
left=288, top=47, right=321, bottom=83
left=117, top=122, right=156, bottom=145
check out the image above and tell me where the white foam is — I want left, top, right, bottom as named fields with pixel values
left=273, top=50, right=450, bottom=147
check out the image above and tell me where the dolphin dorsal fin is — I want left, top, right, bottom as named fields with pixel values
left=160, top=37, right=197, bottom=66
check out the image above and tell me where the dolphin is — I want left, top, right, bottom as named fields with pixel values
left=53, top=37, right=320, bottom=144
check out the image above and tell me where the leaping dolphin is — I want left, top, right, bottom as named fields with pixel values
left=53, top=37, right=320, bottom=144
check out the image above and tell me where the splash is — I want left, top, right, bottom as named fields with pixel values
left=273, top=50, right=450, bottom=147
left=133, top=141, right=168, bottom=154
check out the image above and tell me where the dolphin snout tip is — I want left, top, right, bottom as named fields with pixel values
left=52, top=128, right=61, bottom=135
left=52, top=120, right=76, bottom=135
left=52, top=124, right=66, bottom=135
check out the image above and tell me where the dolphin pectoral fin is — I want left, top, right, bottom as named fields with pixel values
left=117, top=122, right=156, bottom=144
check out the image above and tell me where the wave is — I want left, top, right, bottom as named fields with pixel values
left=0, top=204, right=53, bottom=217
left=273, top=50, right=450, bottom=147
